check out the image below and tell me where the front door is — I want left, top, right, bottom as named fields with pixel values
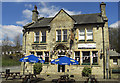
left=58, top=65, right=65, bottom=72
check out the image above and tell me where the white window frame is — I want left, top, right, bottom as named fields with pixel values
left=41, top=31, right=46, bottom=43
left=63, top=29, right=67, bottom=41
left=34, top=32, right=39, bottom=42
left=92, top=51, right=98, bottom=64
left=56, top=30, right=61, bottom=41
left=79, top=29, right=85, bottom=41
left=86, top=29, right=93, bottom=40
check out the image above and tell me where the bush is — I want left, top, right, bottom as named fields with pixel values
left=33, top=63, right=42, bottom=74
left=82, top=66, right=91, bottom=77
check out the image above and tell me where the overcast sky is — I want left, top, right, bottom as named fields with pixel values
left=0, top=2, right=119, bottom=45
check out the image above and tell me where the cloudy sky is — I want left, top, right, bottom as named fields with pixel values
left=1, top=2, right=119, bottom=45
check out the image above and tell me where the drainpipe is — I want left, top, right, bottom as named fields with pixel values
left=106, top=48, right=109, bottom=79
left=102, top=26, right=105, bottom=79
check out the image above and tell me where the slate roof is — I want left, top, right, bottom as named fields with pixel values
left=109, top=50, right=120, bottom=57
left=24, top=13, right=104, bottom=29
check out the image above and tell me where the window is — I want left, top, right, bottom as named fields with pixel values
left=30, top=51, right=34, bottom=55
left=63, top=30, right=67, bottom=42
left=92, top=51, right=98, bottom=65
left=79, top=29, right=85, bottom=41
left=34, top=32, right=39, bottom=43
left=113, top=59, right=118, bottom=65
left=41, top=31, right=46, bottom=43
left=82, top=51, right=90, bottom=65
left=56, top=29, right=67, bottom=42
left=36, top=52, right=43, bottom=59
left=56, top=30, right=61, bottom=42
left=86, top=29, right=93, bottom=41
left=44, top=52, right=49, bottom=64
left=75, top=51, right=80, bottom=64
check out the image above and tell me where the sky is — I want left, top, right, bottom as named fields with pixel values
left=0, top=2, right=119, bottom=45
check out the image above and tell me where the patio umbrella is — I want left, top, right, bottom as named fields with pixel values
left=51, top=56, right=79, bottom=74
left=51, top=56, right=79, bottom=65
left=19, top=54, right=45, bottom=63
left=19, top=54, right=45, bottom=74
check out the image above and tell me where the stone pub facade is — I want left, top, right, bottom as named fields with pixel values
left=22, top=2, right=109, bottom=78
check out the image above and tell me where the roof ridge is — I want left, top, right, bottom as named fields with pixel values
left=71, top=13, right=101, bottom=16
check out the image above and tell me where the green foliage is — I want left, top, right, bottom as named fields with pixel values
left=82, top=66, right=91, bottom=77
left=33, top=63, right=42, bottom=74
left=2, top=55, right=21, bottom=67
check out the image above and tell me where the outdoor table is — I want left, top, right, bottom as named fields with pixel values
left=0, top=71, right=5, bottom=75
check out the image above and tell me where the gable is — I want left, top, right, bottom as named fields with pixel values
left=50, top=9, right=76, bottom=24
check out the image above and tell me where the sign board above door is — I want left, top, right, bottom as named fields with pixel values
left=78, top=44, right=96, bottom=49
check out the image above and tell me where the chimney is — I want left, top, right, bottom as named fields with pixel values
left=100, top=2, right=106, bottom=17
left=32, top=5, right=39, bottom=22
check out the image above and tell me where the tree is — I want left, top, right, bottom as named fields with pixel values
left=14, top=34, right=21, bottom=51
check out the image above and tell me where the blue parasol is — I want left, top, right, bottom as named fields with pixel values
left=19, top=54, right=45, bottom=63
left=51, top=56, right=79, bottom=65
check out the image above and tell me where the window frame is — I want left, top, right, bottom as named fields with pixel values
left=86, top=29, right=93, bottom=41
left=34, top=31, right=40, bottom=43
left=79, top=29, right=85, bottom=41
left=41, top=31, right=46, bottom=43
left=56, top=29, right=68, bottom=42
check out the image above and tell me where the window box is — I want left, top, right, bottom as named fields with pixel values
left=92, top=63, right=98, bottom=65
left=56, top=41, right=61, bottom=42
left=40, top=41, right=46, bottom=43
left=82, top=63, right=90, bottom=65
left=34, top=41, right=39, bottom=43
left=87, top=40, right=93, bottom=41
left=44, top=62, right=49, bottom=64
left=79, top=40, right=85, bottom=42
left=62, top=40, right=67, bottom=42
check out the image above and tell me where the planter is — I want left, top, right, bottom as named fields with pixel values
left=82, top=63, right=90, bottom=65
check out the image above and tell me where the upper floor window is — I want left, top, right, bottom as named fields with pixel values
left=86, top=29, right=93, bottom=41
left=79, top=29, right=85, bottom=41
left=56, top=29, right=67, bottom=42
left=34, top=32, right=39, bottom=43
left=34, top=31, right=46, bottom=43
left=56, top=30, right=61, bottom=42
left=41, top=31, right=46, bottom=43
left=63, top=30, right=67, bottom=42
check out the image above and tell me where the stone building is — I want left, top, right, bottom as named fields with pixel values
left=22, top=2, right=110, bottom=78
